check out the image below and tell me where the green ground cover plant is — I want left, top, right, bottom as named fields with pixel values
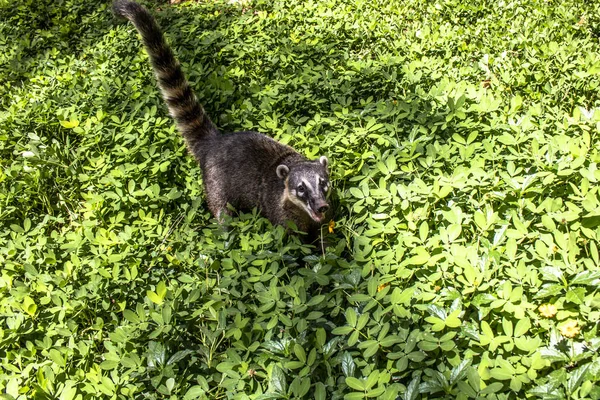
left=1, top=0, right=600, bottom=398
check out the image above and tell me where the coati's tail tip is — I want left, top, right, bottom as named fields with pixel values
left=111, top=0, right=220, bottom=144
left=112, top=0, right=142, bottom=19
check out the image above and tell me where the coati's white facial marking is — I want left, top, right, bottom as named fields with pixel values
left=321, top=178, right=329, bottom=193
left=302, top=178, right=316, bottom=195
left=316, top=175, right=330, bottom=195
left=285, top=186, right=315, bottom=219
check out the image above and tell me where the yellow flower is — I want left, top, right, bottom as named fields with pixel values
left=377, top=283, right=389, bottom=292
left=559, top=320, right=580, bottom=338
left=538, top=304, right=557, bottom=318
left=328, top=220, right=335, bottom=234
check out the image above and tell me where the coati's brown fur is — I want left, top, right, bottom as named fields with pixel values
left=112, top=0, right=331, bottom=234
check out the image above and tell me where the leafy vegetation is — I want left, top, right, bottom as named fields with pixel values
left=1, top=0, right=600, bottom=398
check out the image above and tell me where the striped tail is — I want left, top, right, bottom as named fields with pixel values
left=112, top=0, right=218, bottom=149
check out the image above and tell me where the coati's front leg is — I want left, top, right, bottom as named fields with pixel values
left=203, top=174, right=231, bottom=222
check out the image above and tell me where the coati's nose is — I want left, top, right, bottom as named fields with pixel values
left=317, top=204, right=329, bottom=214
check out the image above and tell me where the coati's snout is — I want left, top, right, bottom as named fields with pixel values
left=277, top=156, right=330, bottom=223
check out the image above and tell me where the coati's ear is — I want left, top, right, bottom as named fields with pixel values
left=276, top=165, right=289, bottom=179
left=319, top=156, right=328, bottom=168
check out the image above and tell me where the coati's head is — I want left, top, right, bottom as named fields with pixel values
left=277, top=156, right=330, bottom=224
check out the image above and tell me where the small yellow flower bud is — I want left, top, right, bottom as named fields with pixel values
left=538, top=304, right=557, bottom=318
left=377, top=283, right=389, bottom=292
left=559, top=320, right=580, bottom=338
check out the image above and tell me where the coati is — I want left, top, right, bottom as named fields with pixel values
left=112, top=0, right=331, bottom=235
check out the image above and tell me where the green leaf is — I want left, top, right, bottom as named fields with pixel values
left=314, top=382, right=326, bottom=400
left=566, top=364, right=589, bottom=395
left=147, top=290, right=163, bottom=305
left=379, top=335, right=402, bottom=347
left=366, top=387, right=385, bottom=398
left=123, top=309, right=140, bottom=324
left=332, top=326, right=354, bottom=335
left=480, top=382, right=504, bottom=395
left=344, top=393, right=366, bottom=400
left=356, top=313, right=370, bottom=331
left=365, top=370, right=379, bottom=390
left=502, top=317, right=513, bottom=337
left=349, top=187, right=365, bottom=199
left=293, top=343, right=306, bottom=363
left=348, top=330, right=360, bottom=347
left=165, top=378, right=175, bottom=394
left=405, top=247, right=430, bottom=266
left=316, top=327, right=326, bottom=347
left=489, top=367, right=513, bottom=381
left=489, top=359, right=515, bottom=381
left=341, top=352, right=355, bottom=377
left=156, top=281, right=167, bottom=298
left=449, top=359, right=472, bottom=385
left=419, top=221, right=429, bottom=242
left=345, top=377, right=365, bottom=391
left=60, top=119, right=80, bottom=129
left=541, top=215, right=556, bottom=231
left=540, top=347, right=569, bottom=362
left=474, top=210, right=487, bottom=231
left=566, top=287, right=586, bottom=304
left=345, top=308, right=358, bottom=327
left=22, top=296, right=37, bottom=317
left=363, top=341, right=379, bottom=358
left=570, top=271, right=600, bottom=286
left=445, top=310, right=462, bottom=328
left=270, top=365, right=287, bottom=393
left=99, top=360, right=119, bottom=370
left=147, top=341, right=166, bottom=368
left=467, top=368, right=481, bottom=393
left=390, top=287, right=414, bottom=305
left=59, top=384, right=77, bottom=400
left=167, top=350, right=193, bottom=365
left=514, top=336, right=541, bottom=353
left=404, top=375, right=420, bottom=400
left=457, top=381, right=477, bottom=398
left=514, top=318, right=530, bottom=337
left=49, top=349, right=65, bottom=367
left=184, top=386, right=206, bottom=399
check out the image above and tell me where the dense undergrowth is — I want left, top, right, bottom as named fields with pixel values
left=1, top=0, right=600, bottom=398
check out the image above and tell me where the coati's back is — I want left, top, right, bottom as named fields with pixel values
left=112, top=1, right=331, bottom=234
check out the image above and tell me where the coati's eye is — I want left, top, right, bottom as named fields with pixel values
left=297, top=184, right=305, bottom=195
